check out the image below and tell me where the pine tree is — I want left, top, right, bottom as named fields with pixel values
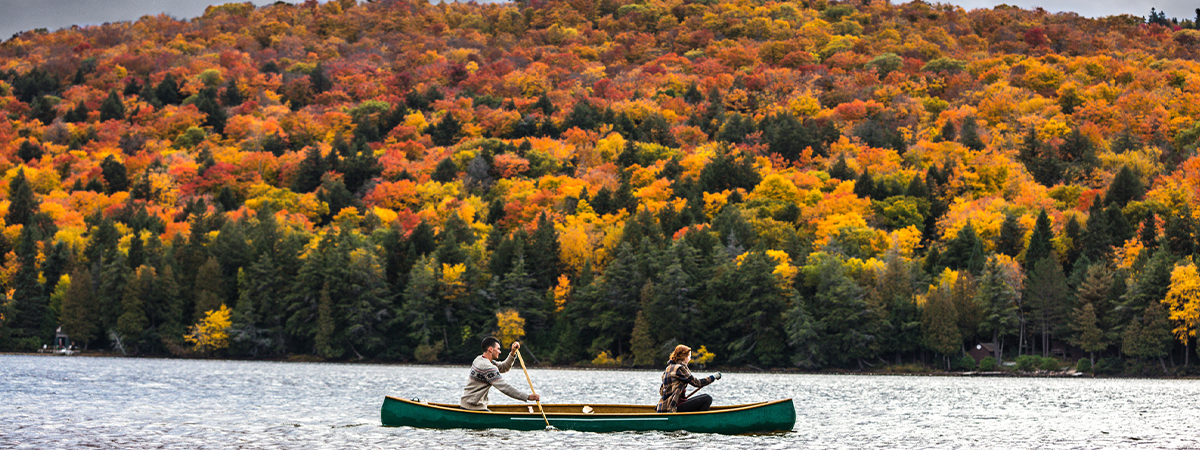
left=100, top=155, right=129, bottom=194
left=401, top=255, right=440, bottom=353
left=939, top=120, right=956, bottom=142
left=1119, top=247, right=1176, bottom=328
left=1025, top=209, right=1054, bottom=269
left=976, top=257, right=1022, bottom=363
left=99, top=90, right=125, bottom=121
left=1025, top=257, right=1069, bottom=357
left=154, top=265, right=184, bottom=349
left=221, top=81, right=244, bottom=106
left=127, top=233, right=145, bottom=270
left=921, top=285, right=961, bottom=369
left=1105, top=203, right=1133, bottom=246
left=430, top=113, right=462, bottom=147
left=211, top=220, right=252, bottom=303
left=232, top=254, right=285, bottom=357
left=828, top=154, right=855, bottom=181
left=1104, top=166, right=1144, bottom=208
left=853, top=169, right=876, bottom=199
left=97, top=253, right=132, bottom=336
left=589, top=243, right=643, bottom=357
left=291, top=146, right=326, bottom=193
left=716, top=112, right=753, bottom=144
left=1082, top=201, right=1113, bottom=263
left=1141, top=211, right=1160, bottom=251
left=644, top=250, right=698, bottom=351
left=630, top=305, right=657, bottom=366
left=950, top=273, right=981, bottom=345
left=314, top=281, right=341, bottom=359
left=342, top=249, right=393, bottom=359
left=9, top=226, right=51, bottom=348
left=17, top=141, right=43, bottom=163
left=193, top=257, right=225, bottom=321
left=117, top=266, right=155, bottom=352
left=1070, top=301, right=1106, bottom=366
left=995, top=213, right=1025, bottom=258
left=878, top=250, right=920, bottom=364
left=1076, top=264, right=1114, bottom=341
left=284, top=236, right=330, bottom=352
left=6, top=169, right=39, bottom=228
left=431, top=157, right=458, bottom=183
left=64, top=101, right=89, bottom=123
left=316, top=174, right=358, bottom=224
left=943, top=223, right=986, bottom=274
left=1165, top=208, right=1195, bottom=256
left=804, top=256, right=884, bottom=368
left=527, top=212, right=562, bottom=291
left=958, top=116, right=985, bottom=151
left=60, top=267, right=99, bottom=348
left=195, top=88, right=227, bottom=133
left=1123, top=304, right=1172, bottom=371
left=154, top=74, right=181, bottom=105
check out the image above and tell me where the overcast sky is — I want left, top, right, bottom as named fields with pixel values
left=1, top=0, right=1196, bottom=42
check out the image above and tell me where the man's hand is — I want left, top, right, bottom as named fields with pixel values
left=528, top=393, right=540, bottom=402
left=511, top=341, right=521, bottom=352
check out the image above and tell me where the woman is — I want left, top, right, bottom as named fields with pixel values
left=656, top=344, right=722, bottom=413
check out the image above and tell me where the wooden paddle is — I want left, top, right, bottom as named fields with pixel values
left=514, top=344, right=552, bottom=430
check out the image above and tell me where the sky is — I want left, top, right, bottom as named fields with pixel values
left=0, top=0, right=1195, bottom=42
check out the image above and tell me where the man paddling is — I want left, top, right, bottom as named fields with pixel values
left=461, top=337, right=539, bottom=411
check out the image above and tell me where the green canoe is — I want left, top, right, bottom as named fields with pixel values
left=380, top=396, right=795, bottom=434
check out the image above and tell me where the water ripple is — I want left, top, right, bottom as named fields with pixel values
left=2, top=355, right=1199, bottom=448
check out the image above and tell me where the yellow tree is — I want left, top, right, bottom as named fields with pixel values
left=185, top=304, right=232, bottom=354
left=553, top=275, right=571, bottom=313
left=1163, top=264, right=1200, bottom=364
left=496, top=309, right=525, bottom=348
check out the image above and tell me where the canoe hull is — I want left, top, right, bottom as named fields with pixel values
left=380, top=396, right=795, bottom=434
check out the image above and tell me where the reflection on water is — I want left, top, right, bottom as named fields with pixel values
left=2, top=354, right=1199, bottom=448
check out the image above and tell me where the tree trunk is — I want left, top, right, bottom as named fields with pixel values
left=1018, top=321, right=1025, bottom=357
left=1160, top=356, right=1169, bottom=374
left=992, top=330, right=1001, bottom=362
left=1042, top=328, right=1048, bottom=358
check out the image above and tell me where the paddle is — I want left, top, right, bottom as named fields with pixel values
left=514, top=344, right=553, bottom=430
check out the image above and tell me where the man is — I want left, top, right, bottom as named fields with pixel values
left=461, top=337, right=539, bottom=411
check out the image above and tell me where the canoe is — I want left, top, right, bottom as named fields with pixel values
left=380, top=396, right=795, bottom=434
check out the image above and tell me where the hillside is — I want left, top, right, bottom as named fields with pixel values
left=1, top=0, right=1199, bottom=371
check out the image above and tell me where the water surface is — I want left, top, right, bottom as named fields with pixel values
left=2, top=354, right=1198, bottom=448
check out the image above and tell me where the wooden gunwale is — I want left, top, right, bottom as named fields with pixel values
left=383, top=396, right=790, bottom=416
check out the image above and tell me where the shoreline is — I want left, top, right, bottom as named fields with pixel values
left=4, top=351, right=1188, bottom=379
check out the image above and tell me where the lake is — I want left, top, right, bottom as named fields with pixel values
left=2, top=354, right=1199, bottom=448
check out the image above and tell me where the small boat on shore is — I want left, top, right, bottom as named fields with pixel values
left=380, top=396, right=795, bottom=434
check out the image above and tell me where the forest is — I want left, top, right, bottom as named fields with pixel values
left=2, top=0, right=1200, bottom=374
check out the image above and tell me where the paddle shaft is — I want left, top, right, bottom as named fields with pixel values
left=514, top=347, right=550, bottom=428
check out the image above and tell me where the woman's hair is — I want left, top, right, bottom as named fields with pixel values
left=669, top=345, right=691, bottom=363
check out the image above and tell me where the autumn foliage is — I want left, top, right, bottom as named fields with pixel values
left=2, top=0, right=1200, bottom=372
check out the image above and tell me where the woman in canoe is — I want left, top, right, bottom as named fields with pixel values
left=656, top=344, right=721, bottom=413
